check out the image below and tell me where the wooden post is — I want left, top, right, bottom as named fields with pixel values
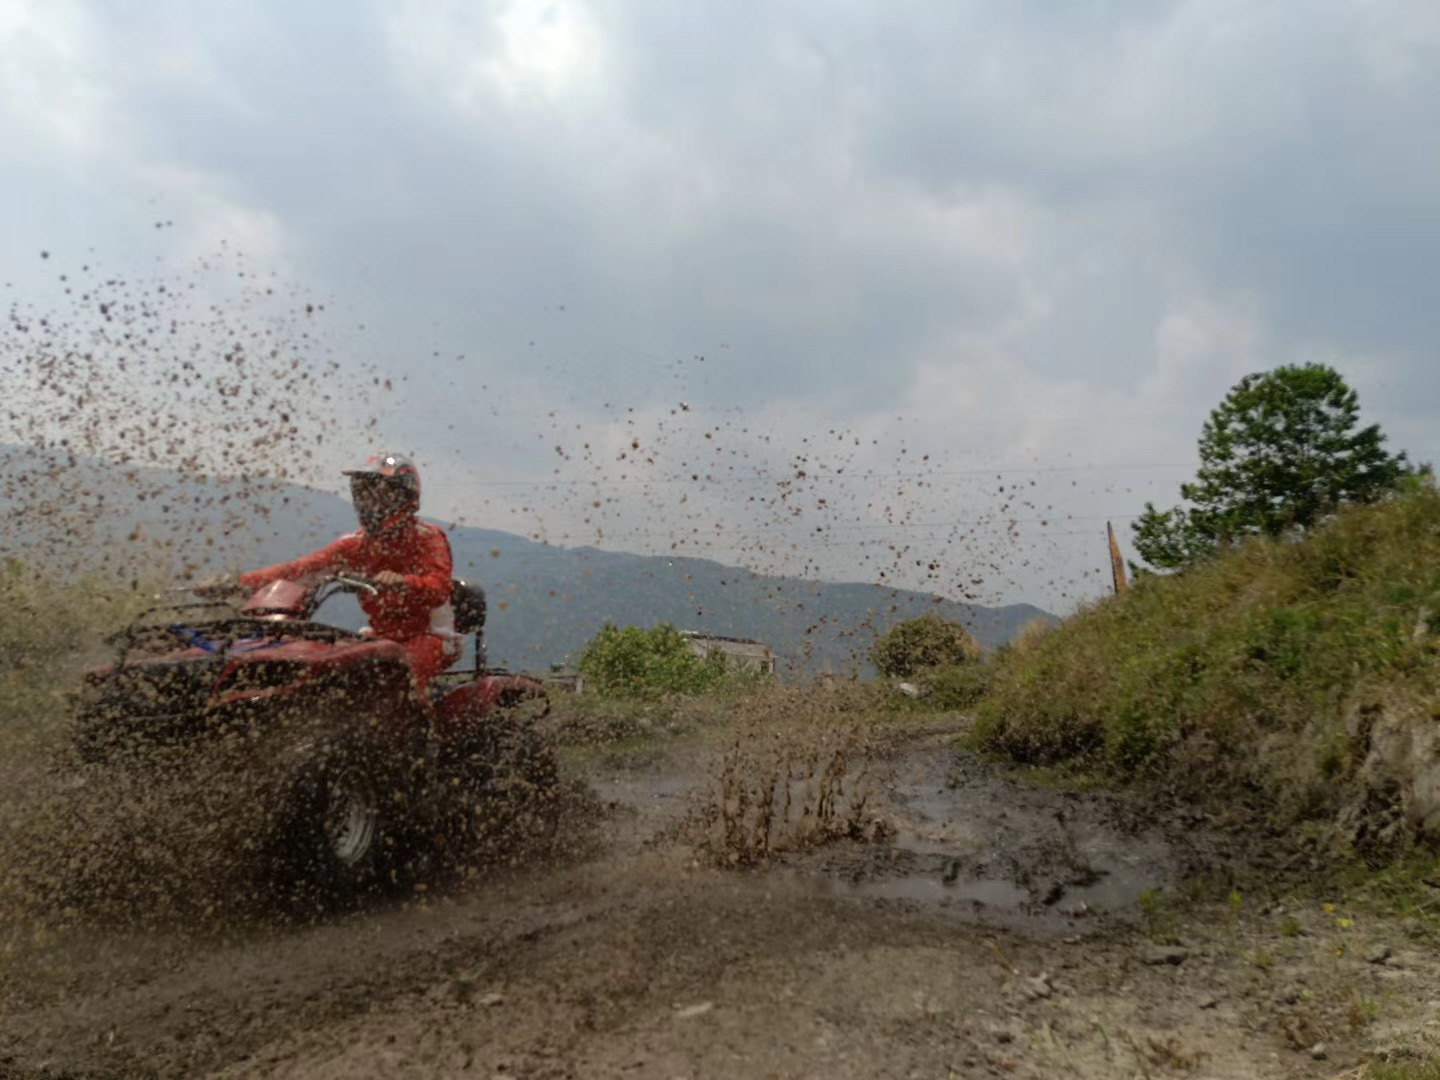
left=1108, top=521, right=1129, bottom=595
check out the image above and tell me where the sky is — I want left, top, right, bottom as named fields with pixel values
left=1, top=0, right=1437, bottom=612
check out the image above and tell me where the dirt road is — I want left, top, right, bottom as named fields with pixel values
left=3, top=721, right=1438, bottom=1079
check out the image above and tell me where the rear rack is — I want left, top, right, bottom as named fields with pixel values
left=430, top=666, right=519, bottom=686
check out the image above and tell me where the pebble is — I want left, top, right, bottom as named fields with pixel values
left=1021, top=974, right=1054, bottom=1001
left=1366, top=944, right=1393, bottom=965
left=675, top=1002, right=714, bottom=1020
left=479, top=992, right=505, bottom=1008
left=1310, top=1043, right=1327, bottom=1061
left=1143, top=946, right=1189, bottom=966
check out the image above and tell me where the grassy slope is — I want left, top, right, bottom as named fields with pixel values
left=972, top=483, right=1440, bottom=844
left=0, top=560, right=157, bottom=738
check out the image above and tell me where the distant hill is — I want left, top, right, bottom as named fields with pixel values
left=0, top=447, right=1054, bottom=676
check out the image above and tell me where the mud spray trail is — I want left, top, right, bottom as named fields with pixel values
left=2, top=711, right=1436, bottom=1080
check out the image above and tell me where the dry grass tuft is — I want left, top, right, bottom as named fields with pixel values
left=690, top=689, right=894, bottom=867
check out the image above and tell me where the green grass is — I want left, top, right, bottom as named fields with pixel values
left=0, top=559, right=156, bottom=735
left=1370, top=1061, right=1440, bottom=1080
left=878, top=661, right=994, bottom=714
left=968, top=484, right=1440, bottom=853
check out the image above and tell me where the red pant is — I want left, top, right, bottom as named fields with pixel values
left=397, top=634, right=459, bottom=695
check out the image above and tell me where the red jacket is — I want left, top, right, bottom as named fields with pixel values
left=240, top=519, right=453, bottom=640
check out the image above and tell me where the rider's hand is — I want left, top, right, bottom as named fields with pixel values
left=372, top=570, right=406, bottom=589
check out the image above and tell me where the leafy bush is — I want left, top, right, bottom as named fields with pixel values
left=577, top=623, right=728, bottom=699
left=870, top=613, right=982, bottom=678
left=970, top=481, right=1440, bottom=847
left=884, top=662, right=994, bottom=714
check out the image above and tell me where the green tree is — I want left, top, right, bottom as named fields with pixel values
left=577, top=623, right=726, bottom=699
left=1133, top=364, right=1410, bottom=569
left=870, top=613, right=982, bottom=678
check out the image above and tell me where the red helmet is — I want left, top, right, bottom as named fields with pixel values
left=343, top=451, right=421, bottom=534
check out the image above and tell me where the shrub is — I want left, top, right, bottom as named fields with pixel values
left=870, top=613, right=982, bottom=678
left=1007, top=617, right=1056, bottom=656
left=884, top=662, right=994, bottom=714
left=577, top=623, right=728, bottom=699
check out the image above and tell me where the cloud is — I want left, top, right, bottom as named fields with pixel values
left=0, top=0, right=291, bottom=279
left=0, top=0, right=111, bottom=160
left=1, top=0, right=1436, bottom=609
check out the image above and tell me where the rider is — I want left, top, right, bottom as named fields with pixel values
left=233, top=451, right=460, bottom=695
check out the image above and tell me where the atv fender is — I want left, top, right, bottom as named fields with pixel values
left=434, top=675, right=548, bottom=738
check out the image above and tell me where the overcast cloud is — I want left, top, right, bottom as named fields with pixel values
left=2, top=0, right=1436, bottom=610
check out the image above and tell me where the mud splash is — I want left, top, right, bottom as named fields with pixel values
left=0, top=718, right=584, bottom=937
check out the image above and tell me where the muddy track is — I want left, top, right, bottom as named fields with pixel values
left=3, top=723, right=1437, bottom=1079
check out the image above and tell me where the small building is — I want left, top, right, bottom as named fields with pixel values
left=541, top=662, right=585, bottom=695
left=678, top=630, right=777, bottom=675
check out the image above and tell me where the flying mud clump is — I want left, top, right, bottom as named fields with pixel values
left=1, top=248, right=389, bottom=582
left=0, top=248, right=565, bottom=931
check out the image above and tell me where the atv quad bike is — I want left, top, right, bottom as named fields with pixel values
left=70, top=574, right=557, bottom=905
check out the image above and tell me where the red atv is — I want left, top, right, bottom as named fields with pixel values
left=70, top=574, right=557, bottom=903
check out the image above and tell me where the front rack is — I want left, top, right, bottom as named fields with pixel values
left=109, top=611, right=363, bottom=666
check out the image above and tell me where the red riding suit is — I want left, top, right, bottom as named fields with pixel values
left=240, top=519, right=458, bottom=694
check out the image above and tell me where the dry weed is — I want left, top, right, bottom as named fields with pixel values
left=690, top=690, right=893, bottom=866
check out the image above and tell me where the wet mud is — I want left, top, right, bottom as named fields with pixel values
left=601, top=728, right=1189, bottom=938
left=3, top=721, right=1438, bottom=1080
left=782, top=738, right=1187, bottom=936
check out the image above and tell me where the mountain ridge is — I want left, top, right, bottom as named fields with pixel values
left=0, top=446, right=1054, bottom=675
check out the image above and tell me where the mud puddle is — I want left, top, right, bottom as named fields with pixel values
left=593, top=731, right=1194, bottom=938
left=787, top=741, right=1183, bottom=936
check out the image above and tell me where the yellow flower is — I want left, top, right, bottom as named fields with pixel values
left=1323, top=903, right=1336, bottom=914
left=1337, top=918, right=1353, bottom=929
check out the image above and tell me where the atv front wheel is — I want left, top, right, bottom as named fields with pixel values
left=321, top=764, right=382, bottom=869
left=274, top=737, right=401, bottom=908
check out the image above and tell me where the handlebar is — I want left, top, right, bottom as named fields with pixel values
left=328, top=574, right=380, bottom=596
left=186, top=572, right=383, bottom=597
